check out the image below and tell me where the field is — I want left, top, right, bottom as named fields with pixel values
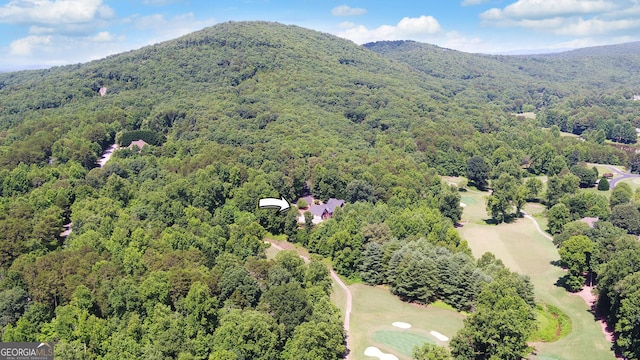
left=458, top=189, right=616, bottom=360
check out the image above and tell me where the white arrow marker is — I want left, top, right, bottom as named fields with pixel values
left=259, top=197, right=290, bottom=212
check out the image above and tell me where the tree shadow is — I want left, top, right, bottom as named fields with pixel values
left=549, top=259, right=564, bottom=268
left=483, top=218, right=499, bottom=225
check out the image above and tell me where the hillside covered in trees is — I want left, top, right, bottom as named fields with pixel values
left=1, top=21, right=640, bottom=359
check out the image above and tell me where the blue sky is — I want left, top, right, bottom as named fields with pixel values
left=1, top=0, right=640, bottom=71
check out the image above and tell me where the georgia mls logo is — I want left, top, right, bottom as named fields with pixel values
left=0, top=342, right=53, bottom=360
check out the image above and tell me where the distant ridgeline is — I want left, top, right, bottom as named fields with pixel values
left=117, top=130, right=165, bottom=147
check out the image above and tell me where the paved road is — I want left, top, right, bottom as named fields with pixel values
left=605, top=165, right=640, bottom=188
left=265, top=240, right=353, bottom=360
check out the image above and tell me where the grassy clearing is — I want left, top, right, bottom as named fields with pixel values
left=349, top=284, right=465, bottom=360
left=458, top=190, right=616, bottom=360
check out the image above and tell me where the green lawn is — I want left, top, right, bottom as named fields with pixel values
left=458, top=190, right=616, bottom=360
left=348, top=284, right=465, bottom=360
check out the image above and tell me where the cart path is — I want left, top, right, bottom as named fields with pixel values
left=521, top=211, right=553, bottom=242
left=265, top=239, right=352, bottom=359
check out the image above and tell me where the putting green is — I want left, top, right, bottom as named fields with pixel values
left=460, top=196, right=478, bottom=205
left=372, top=330, right=434, bottom=356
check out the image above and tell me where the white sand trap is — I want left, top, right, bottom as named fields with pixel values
left=364, top=347, right=399, bottom=360
left=460, top=202, right=467, bottom=207
left=392, top=322, right=412, bottom=329
left=430, top=330, right=449, bottom=342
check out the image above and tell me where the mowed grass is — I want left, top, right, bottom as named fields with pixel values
left=349, top=284, right=465, bottom=360
left=371, top=330, right=434, bottom=356
left=458, top=190, right=616, bottom=360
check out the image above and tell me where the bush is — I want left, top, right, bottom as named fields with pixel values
left=597, top=177, right=609, bottom=191
left=296, top=199, right=308, bottom=209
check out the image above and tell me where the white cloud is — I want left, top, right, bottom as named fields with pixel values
left=88, top=31, right=115, bottom=42
left=0, top=0, right=114, bottom=25
left=338, top=21, right=356, bottom=29
left=28, top=25, right=55, bottom=34
left=461, top=0, right=489, bottom=6
left=337, top=15, right=442, bottom=44
left=478, top=0, right=640, bottom=38
left=397, top=16, right=442, bottom=35
left=555, top=17, right=640, bottom=36
left=481, top=0, right=616, bottom=20
left=331, top=5, right=367, bottom=17
left=10, top=35, right=51, bottom=55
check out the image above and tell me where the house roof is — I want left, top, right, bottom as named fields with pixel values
left=579, top=217, right=599, bottom=228
left=306, top=198, right=345, bottom=217
left=129, top=139, right=149, bottom=149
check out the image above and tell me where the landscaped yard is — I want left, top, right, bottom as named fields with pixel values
left=458, top=189, right=616, bottom=360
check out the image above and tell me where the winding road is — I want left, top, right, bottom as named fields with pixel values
left=265, top=240, right=353, bottom=360
left=604, top=165, right=640, bottom=188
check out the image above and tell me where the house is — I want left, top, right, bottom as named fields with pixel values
left=128, top=139, right=149, bottom=150
left=99, top=87, right=107, bottom=96
left=603, top=173, right=614, bottom=179
left=579, top=217, right=599, bottom=228
left=299, top=197, right=345, bottom=224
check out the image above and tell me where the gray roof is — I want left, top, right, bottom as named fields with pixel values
left=307, top=198, right=345, bottom=217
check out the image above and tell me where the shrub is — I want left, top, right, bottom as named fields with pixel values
left=597, top=177, right=609, bottom=191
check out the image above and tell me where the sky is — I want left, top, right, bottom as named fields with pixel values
left=1, top=0, right=640, bottom=71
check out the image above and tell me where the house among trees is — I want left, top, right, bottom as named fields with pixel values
left=99, top=87, right=107, bottom=96
left=579, top=217, right=599, bottom=228
left=298, top=197, right=345, bottom=224
left=128, top=139, right=149, bottom=150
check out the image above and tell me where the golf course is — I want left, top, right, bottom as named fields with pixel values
left=457, top=187, right=616, bottom=360
left=266, top=182, right=620, bottom=360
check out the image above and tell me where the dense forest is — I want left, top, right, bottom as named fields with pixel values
left=1, top=21, right=640, bottom=359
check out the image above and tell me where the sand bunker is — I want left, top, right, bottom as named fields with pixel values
left=364, top=347, right=399, bottom=360
left=391, top=322, right=411, bottom=329
left=430, top=330, right=449, bottom=342
left=460, top=202, right=467, bottom=207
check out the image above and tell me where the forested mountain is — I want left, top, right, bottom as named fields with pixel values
left=1, top=21, right=640, bottom=359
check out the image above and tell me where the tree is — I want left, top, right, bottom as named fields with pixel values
left=413, top=343, right=452, bottom=360
left=598, top=177, right=610, bottom=191
left=548, top=203, right=571, bottom=234
left=450, top=279, right=534, bottom=360
left=485, top=173, right=519, bottom=223
left=262, top=282, right=312, bottom=336
left=611, top=203, right=640, bottom=235
left=359, top=242, right=386, bottom=285
left=212, top=309, right=280, bottom=360
left=466, top=156, right=489, bottom=189
left=439, top=185, right=462, bottom=224
left=345, top=179, right=376, bottom=203
left=282, top=321, right=346, bottom=360
left=570, top=164, right=598, bottom=188
left=558, top=235, right=594, bottom=292
left=610, top=182, right=632, bottom=208
left=525, top=177, right=543, bottom=200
